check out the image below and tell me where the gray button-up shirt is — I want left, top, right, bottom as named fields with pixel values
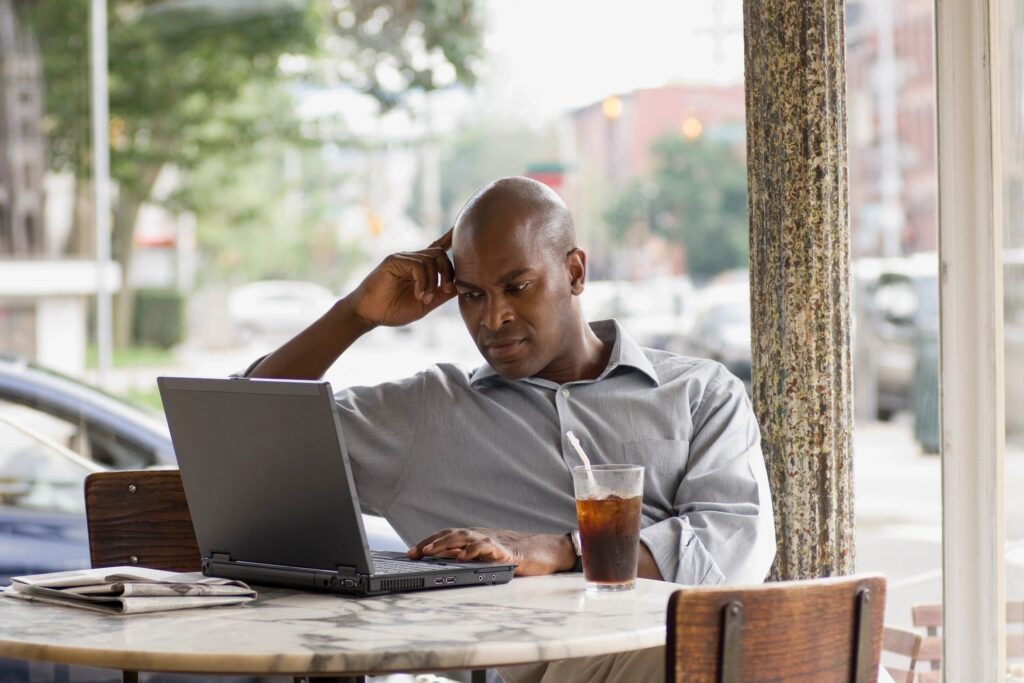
left=332, top=319, right=775, bottom=585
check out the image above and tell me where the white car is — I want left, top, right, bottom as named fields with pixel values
left=228, top=280, right=337, bottom=342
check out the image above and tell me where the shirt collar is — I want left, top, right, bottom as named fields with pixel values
left=469, top=319, right=660, bottom=387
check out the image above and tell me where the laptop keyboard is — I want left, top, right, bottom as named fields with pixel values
left=372, top=557, right=449, bottom=575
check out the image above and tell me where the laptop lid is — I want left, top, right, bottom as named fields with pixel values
left=157, top=376, right=373, bottom=575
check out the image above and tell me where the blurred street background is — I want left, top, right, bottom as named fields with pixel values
left=1, top=1, right=1024, bottom=677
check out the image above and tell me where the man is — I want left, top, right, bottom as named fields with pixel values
left=244, top=176, right=775, bottom=681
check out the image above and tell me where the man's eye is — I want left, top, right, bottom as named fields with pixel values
left=459, top=291, right=482, bottom=301
left=508, top=282, right=530, bottom=294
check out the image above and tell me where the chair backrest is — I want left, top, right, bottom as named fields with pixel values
left=666, top=574, right=886, bottom=683
left=881, top=626, right=923, bottom=683
left=911, top=600, right=1024, bottom=673
left=84, top=470, right=201, bottom=572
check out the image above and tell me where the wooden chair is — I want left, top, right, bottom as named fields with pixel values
left=910, top=600, right=1024, bottom=681
left=83, top=470, right=475, bottom=683
left=666, top=574, right=886, bottom=683
left=881, top=626, right=925, bottom=683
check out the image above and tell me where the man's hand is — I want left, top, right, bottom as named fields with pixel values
left=407, top=527, right=577, bottom=576
left=347, top=228, right=456, bottom=329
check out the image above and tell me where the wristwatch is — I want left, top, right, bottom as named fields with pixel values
left=567, top=530, right=583, bottom=572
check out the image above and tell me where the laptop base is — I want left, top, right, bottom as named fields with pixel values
left=204, top=556, right=515, bottom=597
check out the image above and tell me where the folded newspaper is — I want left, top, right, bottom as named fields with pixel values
left=2, top=566, right=256, bottom=615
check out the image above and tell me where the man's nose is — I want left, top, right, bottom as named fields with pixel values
left=482, top=295, right=514, bottom=331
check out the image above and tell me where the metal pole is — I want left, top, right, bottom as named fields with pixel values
left=90, top=0, right=112, bottom=386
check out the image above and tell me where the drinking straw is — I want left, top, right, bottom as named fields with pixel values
left=566, top=430, right=597, bottom=487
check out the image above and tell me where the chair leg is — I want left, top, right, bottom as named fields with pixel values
left=471, top=670, right=488, bottom=683
left=53, top=664, right=69, bottom=683
left=123, top=671, right=139, bottom=683
left=294, top=677, right=365, bottom=683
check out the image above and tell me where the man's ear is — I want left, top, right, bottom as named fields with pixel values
left=566, top=248, right=587, bottom=295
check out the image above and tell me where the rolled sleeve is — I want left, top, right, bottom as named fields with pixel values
left=642, top=370, right=775, bottom=585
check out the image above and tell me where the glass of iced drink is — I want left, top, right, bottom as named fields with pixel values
left=570, top=464, right=644, bottom=592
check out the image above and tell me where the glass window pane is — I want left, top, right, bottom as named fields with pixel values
left=848, top=0, right=943, bottom=675
left=0, top=419, right=90, bottom=515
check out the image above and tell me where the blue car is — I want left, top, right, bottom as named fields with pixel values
left=0, top=413, right=103, bottom=584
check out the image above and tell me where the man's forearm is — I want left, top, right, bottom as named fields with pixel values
left=248, top=296, right=375, bottom=380
left=637, top=541, right=664, bottom=581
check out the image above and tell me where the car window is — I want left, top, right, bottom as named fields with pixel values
left=0, top=398, right=157, bottom=470
left=0, top=416, right=98, bottom=515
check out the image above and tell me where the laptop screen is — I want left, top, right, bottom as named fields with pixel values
left=157, top=377, right=373, bottom=574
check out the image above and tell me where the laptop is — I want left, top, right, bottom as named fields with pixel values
left=156, top=376, right=516, bottom=596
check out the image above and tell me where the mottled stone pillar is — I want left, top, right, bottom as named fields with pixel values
left=743, top=0, right=853, bottom=580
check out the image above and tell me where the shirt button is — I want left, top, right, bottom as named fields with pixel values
left=561, top=388, right=570, bottom=398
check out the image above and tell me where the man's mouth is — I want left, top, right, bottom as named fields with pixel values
left=484, top=339, right=526, bottom=362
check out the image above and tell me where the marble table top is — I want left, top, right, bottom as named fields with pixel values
left=0, top=574, right=680, bottom=675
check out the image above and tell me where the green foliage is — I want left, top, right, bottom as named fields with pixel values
left=26, top=0, right=318, bottom=189
left=605, top=135, right=749, bottom=278
left=21, top=0, right=485, bottom=340
left=132, top=289, right=185, bottom=349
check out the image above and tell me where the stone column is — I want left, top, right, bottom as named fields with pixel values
left=743, top=0, right=853, bottom=580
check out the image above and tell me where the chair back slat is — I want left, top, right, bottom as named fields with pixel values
left=883, top=667, right=914, bottom=683
left=1008, top=601, right=1024, bottom=624
left=1008, top=634, right=1024, bottom=659
left=666, top=574, right=886, bottom=683
left=910, top=600, right=1024, bottom=669
left=917, top=636, right=941, bottom=662
left=881, top=627, right=923, bottom=683
left=911, top=604, right=942, bottom=633
left=85, top=470, right=201, bottom=572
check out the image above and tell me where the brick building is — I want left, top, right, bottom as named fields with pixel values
left=846, top=0, right=937, bottom=257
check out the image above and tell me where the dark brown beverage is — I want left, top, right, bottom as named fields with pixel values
left=575, top=494, right=643, bottom=586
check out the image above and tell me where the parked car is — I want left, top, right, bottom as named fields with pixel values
left=0, top=355, right=174, bottom=470
left=686, top=297, right=752, bottom=388
left=582, top=277, right=698, bottom=353
left=228, top=280, right=337, bottom=343
left=855, top=254, right=939, bottom=423
left=0, top=356, right=405, bottom=584
left=0, top=412, right=102, bottom=584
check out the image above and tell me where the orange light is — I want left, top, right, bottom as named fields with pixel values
left=681, top=117, right=703, bottom=140
left=602, top=96, right=623, bottom=121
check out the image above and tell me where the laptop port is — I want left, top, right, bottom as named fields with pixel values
left=434, top=577, right=445, bottom=585
left=445, top=576, right=456, bottom=583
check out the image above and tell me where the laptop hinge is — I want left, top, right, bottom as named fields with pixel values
left=335, top=565, right=359, bottom=577
left=211, top=552, right=232, bottom=562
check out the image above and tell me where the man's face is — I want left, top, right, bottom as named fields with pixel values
left=452, top=225, right=577, bottom=380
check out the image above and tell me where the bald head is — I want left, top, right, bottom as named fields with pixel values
left=452, top=177, right=576, bottom=260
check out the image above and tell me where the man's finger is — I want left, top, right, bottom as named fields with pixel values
left=458, top=538, right=502, bottom=562
left=430, top=227, right=454, bottom=251
left=423, top=530, right=478, bottom=553
left=407, top=528, right=457, bottom=557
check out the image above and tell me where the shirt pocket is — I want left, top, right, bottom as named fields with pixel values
left=623, top=439, right=689, bottom=517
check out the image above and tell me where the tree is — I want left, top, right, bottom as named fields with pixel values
left=22, top=0, right=484, bottom=346
left=605, top=134, right=749, bottom=279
